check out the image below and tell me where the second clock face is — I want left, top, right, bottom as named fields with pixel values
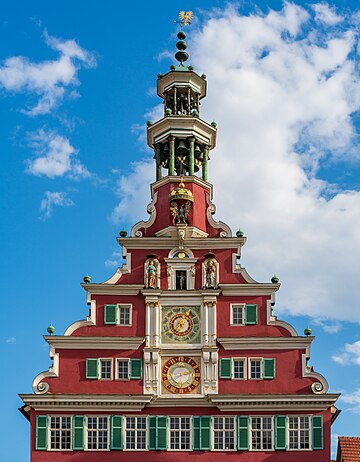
left=162, top=306, right=201, bottom=344
left=162, top=356, right=201, bottom=394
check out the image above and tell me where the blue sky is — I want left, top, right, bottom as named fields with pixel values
left=1, top=0, right=360, bottom=459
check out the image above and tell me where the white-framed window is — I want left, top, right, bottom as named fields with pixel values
left=86, top=416, right=109, bottom=450
left=116, top=359, right=130, bottom=380
left=249, top=358, right=262, bottom=379
left=124, top=416, right=147, bottom=450
left=49, top=416, right=72, bottom=450
left=213, top=417, right=236, bottom=451
left=169, top=417, right=191, bottom=450
left=230, top=304, right=245, bottom=325
left=118, top=304, right=132, bottom=326
left=288, top=416, right=311, bottom=450
left=99, top=359, right=112, bottom=380
left=233, top=358, right=246, bottom=379
left=250, top=416, right=273, bottom=450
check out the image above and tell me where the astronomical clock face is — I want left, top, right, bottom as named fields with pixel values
left=162, top=356, right=201, bottom=394
left=161, top=306, right=201, bottom=344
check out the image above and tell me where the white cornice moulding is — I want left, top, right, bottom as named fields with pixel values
left=81, top=284, right=143, bottom=295
left=116, top=237, right=245, bottom=250
left=210, top=394, right=340, bottom=411
left=220, top=283, right=280, bottom=296
left=217, top=337, right=314, bottom=350
left=43, top=336, right=145, bottom=350
left=19, top=394, right=153, bottom=411
left=148, top=397, right=213, bottom=407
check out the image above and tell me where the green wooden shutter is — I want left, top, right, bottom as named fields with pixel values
left=72, top=416, right=84, bottom=450
left=149, top=416, right=167, bottom=450
left=193, top=416, right=200, bottom=450
left=104, top=304, right=117, bottom=324
left=110, top=415, right=123, bottom=450
left=86, top=358, right=98, bottom=379
left=130, top=358, right=142, bottom=379
left=245, top=304, right=258, bottom=324
left=263, top=358, right=276, bottom=379
left=312, top=416, right=323, bottom=450
left=219, top=358, right=232, bottom=379
left=36, top=416, right=48, bottom=450
left=237, top=416, right=249, bottom=450
left=274, top=416, right=286, bottom=450
left=192, top=416, right=211, bottom=450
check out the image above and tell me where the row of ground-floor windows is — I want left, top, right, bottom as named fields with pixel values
left=36, top=415, right=323, bottom=451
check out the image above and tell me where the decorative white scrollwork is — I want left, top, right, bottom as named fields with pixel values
left=37, top=382, right=49, bottom=394
left=311, top=382, right=324, bottom=394
left=220, top=231, right=227, bottom=238
left=135, top=230, right=143, bottom=237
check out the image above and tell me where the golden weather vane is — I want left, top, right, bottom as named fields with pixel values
left=175, top=11, right=194, bottom=29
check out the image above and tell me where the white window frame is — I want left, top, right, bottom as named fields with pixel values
left=212, top=416, right=237, bottom=451
left=48, top=415, right=72, bottom=451
left=230, top=303, right=245, bottom=325
left=85, top=415, right=110, bottom=451
left=168, top=416, right=192, bottom=451
left=287, top=415, right=312, bottom=451
left=248, top=357, right=263, bottom=380
left=233, top=357, right=247, bottom=380
left=118, top=304, right=132, bottom=326
left=99, top=358, right=113, bottom=380
left=123, top=416, right=148, bottom=451
left=249, top=416, right=274, bottom=451
left=116, top=358, right=130, bottom=380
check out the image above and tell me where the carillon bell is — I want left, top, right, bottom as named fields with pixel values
left=177, top=140, right=188, bottom=155
left=194, top=144, right=202, bottom=158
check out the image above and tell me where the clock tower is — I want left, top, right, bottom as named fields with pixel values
left=20, top=13, right=340, bottom=461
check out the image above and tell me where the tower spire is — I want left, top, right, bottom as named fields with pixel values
left=147, top=12, right=217, bottom=182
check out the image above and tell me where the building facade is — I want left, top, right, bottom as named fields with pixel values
left=20, top=28, right=339, bottom=461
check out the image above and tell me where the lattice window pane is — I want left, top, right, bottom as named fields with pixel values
left=119, top=306, right=131, bottom=325
left=117, top=360, right=129, bottom=379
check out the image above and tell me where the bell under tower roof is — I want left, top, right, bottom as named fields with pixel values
left=147, top=12, right=217, bottom=183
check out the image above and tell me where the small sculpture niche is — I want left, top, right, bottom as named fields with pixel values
left=145, top=258, right=160, bottom=289
left=170, top=201, right=192, bottom=225
left=203, top=257, right=218, bottom=289
left=175, top=270, right=187, bottom=290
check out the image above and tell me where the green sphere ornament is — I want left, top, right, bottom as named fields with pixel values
left=83, top=274, right=91, bottom=284
left=201, top=73, right=207, bottom=79
left=146, top=120, right=153, bottom=127
left=211, top=121, right=217, bottom=128
left=170, top=64, right=176, bottom=70
left=165, top=108, right=172, bottom=116
left=192, top=109, right=199, bottom=117
left=47, top=323, right=55, bottom=336
left=271, top=275, right=280, bottom=284
left=119, top=229, right=127, bottom=237
left=157, top=73, right=163, bottom=79
left=236, top=229, right=244, bottom=238
left=188, top=65, right=194, bottom=71
left=304, top=327, right=312, bottom=336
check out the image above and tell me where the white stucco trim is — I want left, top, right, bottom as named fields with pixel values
left=43, top=336, right=145, bottom=350
left=205, top=193, right=232, bottom=237
left=217, top=337, right=314, bottom=350
left=266, top=296, right=298, bottom=336
left=130, top=191, right=158, bottom=237
left=64, top=299, right=96, bottom=336
left=32, top=346, right=59, bottom=394
left=102, top=247, right=132, bottom=285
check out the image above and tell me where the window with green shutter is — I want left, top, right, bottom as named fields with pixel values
left=263, top=358, right=276, bottom=379
left=110, top=415, right=123, bottom=450
left=192, top=416, right=211, bottom=450
left=237, top=416, right=249, bottom=450
left=104, top=304, right=117, bottom=324
left=36, top=416, right=48, bottom=450
left=312, top=415, right=323, bottom=450
left=219, top=358, right=232, bottom=379
left=86, top=358, right=98, bottom=379
left=72, top=416, right=84, bottom=450
left=245, top=304, right=258, bottom=324
left=274, top=416, right=286, bottom=450
left=148, top=416, right=167, bottom=450
left=130, top=358, right=142, bottom=379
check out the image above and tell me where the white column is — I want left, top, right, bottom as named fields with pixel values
left=145, top=302, right=151, bottom=347
left=154, top=302, right=160, bottom=347
left=202, top=302, right=209, bottom=344
left=152, top=351, right=159, bottom=395
left=210, top=351, right=218, bottom=393
left=203, top=351, right=210, bottom=394
left=144, top=350, right=151, bottom=394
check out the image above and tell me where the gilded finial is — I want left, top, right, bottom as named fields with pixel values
left=176, top=11, right=194, bottom=28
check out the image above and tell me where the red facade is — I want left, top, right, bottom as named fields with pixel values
left=20, top=27, right=339, bottom=462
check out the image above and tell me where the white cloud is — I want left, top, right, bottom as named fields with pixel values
left=40, top=191, right=74, bottom=220
left=105, top=250, right=124, bottom=269
left=5, top=337, right=16, bottom=344
left=0, top=30, right=96, bottom=115
left=332, top=340, right=360, bottom=365
left=114, top=3, right=360, bottom=323
left=312, top=3, right=343, bottom=25
left=313, top=318, right=343, bottom=334
left=26, top=129, right=89, bottom=179
left=340, top=388, right=360, bottom=414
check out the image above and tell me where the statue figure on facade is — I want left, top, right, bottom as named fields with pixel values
left=145, top=258, right=160, bottom=289
left=170, top=200, right=192, bottom=224
left=204, top=258, right=217, bottom=289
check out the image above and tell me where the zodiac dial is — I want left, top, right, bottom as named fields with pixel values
left=162, top=306, right=201, bottom=344
left=162, top=356, right=201, bottom=394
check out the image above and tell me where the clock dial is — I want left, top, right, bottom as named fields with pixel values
left=162, top=356, right=201, bottom=394
left=162, top=306, right=201, bottom=344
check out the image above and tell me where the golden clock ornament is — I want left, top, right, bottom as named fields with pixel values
left=162, top=306, right=201, bottom=344
left=162, top=356, right=201, bottom=394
